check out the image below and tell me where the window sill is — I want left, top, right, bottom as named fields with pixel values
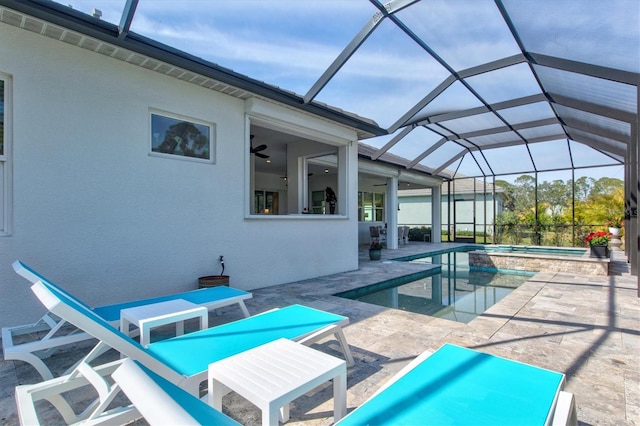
left=246, top=214, right=347, bottom=220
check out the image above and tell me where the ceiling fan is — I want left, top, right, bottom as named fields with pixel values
left=250, top=135, right=269, bottom=159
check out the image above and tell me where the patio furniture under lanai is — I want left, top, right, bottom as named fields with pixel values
left=4, top=260, right=252, bottom=380
left=14, top=270, right=353, bottom=423
left=113, top=359, right=241, bottom=426
left=336, top=343, right=577, bottom=426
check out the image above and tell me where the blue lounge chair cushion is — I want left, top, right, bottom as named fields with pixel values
left=337, top=343, right=564, bottom=425
left=31, top=274, right=349, bottom=382
left=149, top=304, right=347, bottom=377
left=93, top=286, right=249, bottom=322
left=14, top=260, right=250, bottom=323
left=129, top=361, right=241, bottom=425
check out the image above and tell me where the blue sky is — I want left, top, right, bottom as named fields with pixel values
left=58, top=1, right=636, bottom=183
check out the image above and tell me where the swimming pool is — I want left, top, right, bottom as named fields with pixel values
left=337, top=248, right=534, bottom=324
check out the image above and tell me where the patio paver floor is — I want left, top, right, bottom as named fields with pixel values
left=1, top=243, right=638, bottom=425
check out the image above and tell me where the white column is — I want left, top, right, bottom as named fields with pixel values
left=630, top=85, right=638, bottom=279
left=249, top=151, right=255, bottom=214
left=386, top=176, right=398, bottom=249
left=432, top=185, right=442, bottom=243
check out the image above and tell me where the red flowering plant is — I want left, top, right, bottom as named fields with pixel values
left=370, top=241, right=383, bottom=250
left=584, top=231, right=611, bottom=246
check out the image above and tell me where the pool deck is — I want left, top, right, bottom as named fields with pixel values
left=1, top=242, right=638, bottom=425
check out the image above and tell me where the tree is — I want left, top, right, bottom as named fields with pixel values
left=589, top=186, right=624, bottom=225
left=590, top=177, right=623, bottom=196
left=492, top=174, right=623, bottom=247
left=512, top=175, right=535, bottom=213
left=574, top=177, right=624, bottom=225
left=538, top=179, right=570, bottom=217
left=495, top=180, right=515, bottom=212
left=572, top=176, right=594, bottom=201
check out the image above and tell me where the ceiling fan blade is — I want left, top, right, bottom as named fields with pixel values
left=251, top=144, right=268, bottom=153
left=255, top=152, right=270, bottom=159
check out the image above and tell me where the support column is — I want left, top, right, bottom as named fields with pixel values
left=631, top=86, right=639, bottom=281
left=432, top=185, right=442, bottom=243
left=386, top=176, right=398, bottom=249
left=249, top=149, right=255, bottom=214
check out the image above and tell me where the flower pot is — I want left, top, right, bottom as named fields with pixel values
left=609, top=227, right=621, bottom=237
left=589, top=245, right=609, bottom=259
left=369, top=249, right=382, bottom=260
left=198, top=275, right=230, bottom=288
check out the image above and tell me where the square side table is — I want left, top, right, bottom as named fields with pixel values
left=120, top=299, right=208, bottom=346
left=208, top=338, right=346, bottom=426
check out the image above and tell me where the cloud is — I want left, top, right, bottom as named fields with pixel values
left=130, top=10, right=447, bottom=88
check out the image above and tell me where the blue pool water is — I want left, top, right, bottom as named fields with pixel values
left=484, top=245, right=587, bottom=256
left=337, top=248, right=534, bottom=324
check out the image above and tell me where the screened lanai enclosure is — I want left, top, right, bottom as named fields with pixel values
left=4, top=0, right=638, bottom=276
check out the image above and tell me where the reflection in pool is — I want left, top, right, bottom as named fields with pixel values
left=338, top=249, right=534, bottom=324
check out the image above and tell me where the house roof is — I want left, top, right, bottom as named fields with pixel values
left=1, top=0, right=637, bottom=181
left=0, top=0, right=384, bottom=140
left=398, top=176, right=505, bottom=197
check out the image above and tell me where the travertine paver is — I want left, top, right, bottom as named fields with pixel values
left=0, top=243, right=638, bottom=425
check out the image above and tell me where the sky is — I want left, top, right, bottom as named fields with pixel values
left=58, top=0, right=637, bottom=184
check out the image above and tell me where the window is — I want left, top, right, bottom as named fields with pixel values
left=358, top=191, right=384, bottom=222
left=254, top=190, right=279, bottom=214
left=150, top=110, right=214, bottom=163
left=248, top=123, right=344, bottom=216
left=0, top=74, right=11, bottom=235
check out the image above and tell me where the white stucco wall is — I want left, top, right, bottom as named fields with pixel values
left=0, top=23, right=359, bottom=325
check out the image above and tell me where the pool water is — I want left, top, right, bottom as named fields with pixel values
left=338, top=249, right=534, bottom=324
left=483, top=245, right=587, bottom=257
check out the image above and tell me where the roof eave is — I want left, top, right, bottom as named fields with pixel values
left=1, top=0, right=386, bottom=138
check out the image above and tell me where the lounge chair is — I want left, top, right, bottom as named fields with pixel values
left=113, top=358, right=241, bottom=426
left=4, top=260, right=252, bottom=380
left=15, top=274, right=353, bottom=423
left=336, top=343, right=577, bottom=426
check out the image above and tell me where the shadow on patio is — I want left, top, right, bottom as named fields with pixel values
left=1, top=244, right=638, bottom=425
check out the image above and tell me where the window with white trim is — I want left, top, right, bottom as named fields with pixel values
left=248, top=121, right=346, bottom=217
left=358, top=191, right=385, bottom=222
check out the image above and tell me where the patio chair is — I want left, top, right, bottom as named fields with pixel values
left=402, top=225, right=410, bottom=244
left=336, top=343, right=577, bottom=426
left=15, top=275, right=353, bottom=423
left=398, top=225, right=410, bottom=245
left=4, top=260, right=252, bottom=380
left=369, top=226, right=381, bottom=244
left=112, top=358, right=241, bottom=426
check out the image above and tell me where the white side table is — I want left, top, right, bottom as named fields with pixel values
left=208, top=338, right=346, bottom=426
left=120, top=299, right=208, bottom=347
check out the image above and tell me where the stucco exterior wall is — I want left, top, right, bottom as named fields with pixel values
left=0, top=24, right=359, bottom=325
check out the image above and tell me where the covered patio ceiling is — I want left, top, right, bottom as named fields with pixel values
left=1, top=0, right=638, bottom=180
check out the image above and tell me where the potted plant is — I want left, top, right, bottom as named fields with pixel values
left=199, top=255, right=230, bottom=288
left=369, top=241, right=383, bottom=260
left=606, top=220, right=623, bottom=237
left=584, top=231, right=611, bottom=259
